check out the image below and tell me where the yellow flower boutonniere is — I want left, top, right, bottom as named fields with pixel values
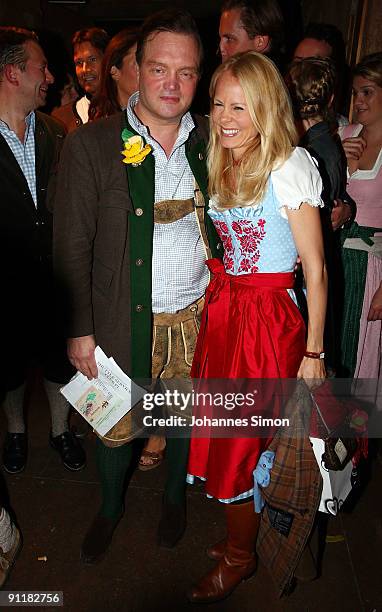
left=121, top=128, right=152, bottom=166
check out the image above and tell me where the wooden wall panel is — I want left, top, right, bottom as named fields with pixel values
left=301, top=0, right=381, bottom=63
left=361, top=0, right=382, bottom=56
left=301, top=0, right=358, bottom=58
left=301, top=0, right=355, bottom=37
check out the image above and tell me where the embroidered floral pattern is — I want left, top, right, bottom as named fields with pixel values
left=214, top=220, right=229, bottom=234
left=213, top=217, right=267, bottom=274
left=224, top=256, right=235, bottom=271
left=214, top=221, right=232, bottom=255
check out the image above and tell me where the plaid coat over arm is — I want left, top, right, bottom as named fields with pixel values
left=257, top=382, right=322, bottom=596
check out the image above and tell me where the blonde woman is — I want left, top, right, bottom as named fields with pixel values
left=187, top=51, right=327, bottom=603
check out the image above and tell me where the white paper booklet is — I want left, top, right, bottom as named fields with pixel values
left=60, top=346, right=145, bottom=436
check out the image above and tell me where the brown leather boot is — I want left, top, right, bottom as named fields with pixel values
left=187, top=501, right=260, bottom=604
left=206, top=537, right=226, bottom=560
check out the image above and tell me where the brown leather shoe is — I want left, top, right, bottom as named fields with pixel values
left=206, top=537, right=226, bottom=560
left=187, top=547, right=256, bottom=603
left=187, top=501, right=260, bottom=603
left=80, top=514, right=122, bottom=565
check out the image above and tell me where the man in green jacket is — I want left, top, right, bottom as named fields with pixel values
left=54, top=9, right=221, bottom=563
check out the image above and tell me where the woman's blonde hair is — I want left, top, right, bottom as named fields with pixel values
left=208, top=51, right=297, bottom=210
left=353, top=52, right=382, bottom=88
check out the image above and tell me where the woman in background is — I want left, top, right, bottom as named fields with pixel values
left=339, top=52, right=382, bottom=389
left=58, top=72, right=79, bottom=108
left=89, top=29, right=138, bottom=120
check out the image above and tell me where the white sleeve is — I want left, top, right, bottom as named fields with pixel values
left=271, top=147, right=323, bottom=219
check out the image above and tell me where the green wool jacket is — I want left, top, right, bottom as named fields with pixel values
left=53, top=111, right=221, bottom=378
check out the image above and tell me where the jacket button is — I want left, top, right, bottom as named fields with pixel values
left=135, top=304, right=144, bottom=312
left=135, top=208, right=143, bottom=216
left=135, top=258, right=144, bottom=266
left=217, top=243, right=222, bottom=250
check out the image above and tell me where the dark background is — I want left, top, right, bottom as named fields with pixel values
left=1, top=0, right=305, bottom=114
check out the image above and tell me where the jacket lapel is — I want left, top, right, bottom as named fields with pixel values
left=35, top=112, right=56, bottom=211
left=0, top=133, right=30, bottom=193
left=186, top=128, right=208, bottom=198
left=0, top=127, right=37, bottom=215
left=35, top=113, right=48, bottom=181
left=122, top=115, right=155, bottom=378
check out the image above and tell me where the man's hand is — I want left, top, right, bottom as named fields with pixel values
left=331, top=199, right=352, bottom=230
left=342, top=135, right=366, bottom=161
left=368, top=284, right=382, bottom=321
left=68, top=335, right=98, bottom=379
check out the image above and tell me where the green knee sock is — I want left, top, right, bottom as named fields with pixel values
left=96, top=439, right=132, bottom=520
left=164, top=436, right=190, bottom=506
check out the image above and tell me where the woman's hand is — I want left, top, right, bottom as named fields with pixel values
left=368, top=284, right=382, bottom=321
left=331, top=198, right=352, bottom=230
left=297, top=356, right=326, bottom=390
left=342, top=136, right=366, bottom=161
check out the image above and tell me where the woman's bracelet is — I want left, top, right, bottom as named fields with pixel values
left=304, top=351, right=325, bottom=360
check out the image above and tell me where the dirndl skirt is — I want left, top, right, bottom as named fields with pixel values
left=188, top=258, right=306, bottom=500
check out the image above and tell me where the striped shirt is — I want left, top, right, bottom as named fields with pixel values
left=0, top=111, right=37, bottom=207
